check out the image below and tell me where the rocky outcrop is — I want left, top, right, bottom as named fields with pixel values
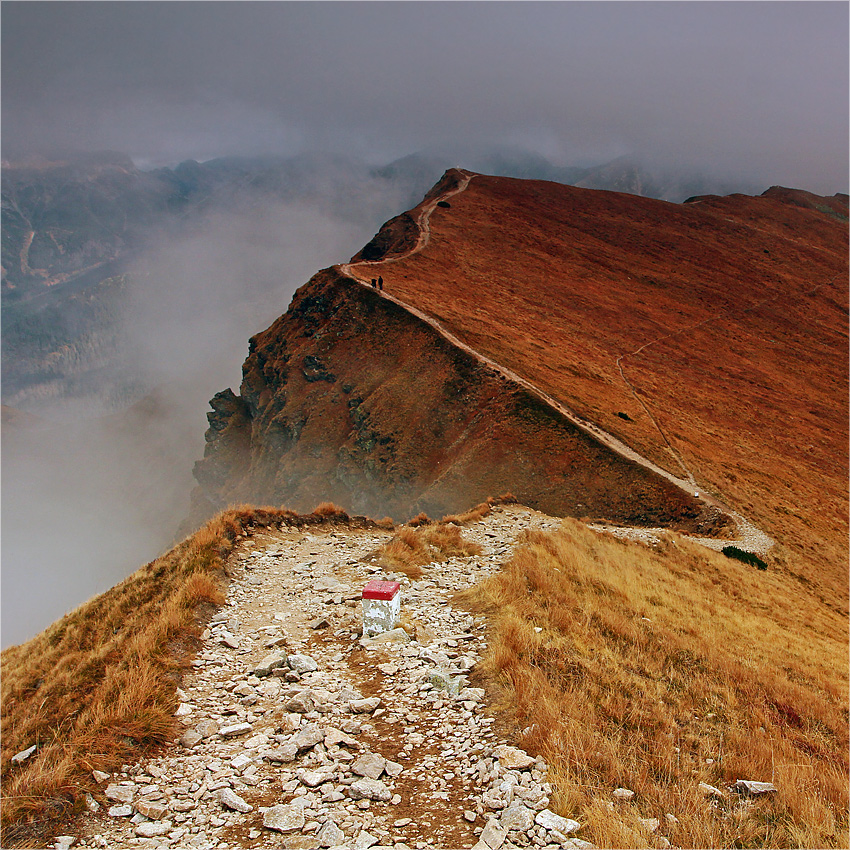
left=193, top=266, right=706, bottom=528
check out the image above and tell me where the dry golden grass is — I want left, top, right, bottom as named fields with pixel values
left=377, top=522, right=484, bottom=579
left=459, top=519, right=848, bottom=849
left=0, top=503, right=384, bottom=848
left=441, top=493, right=518, bottom=526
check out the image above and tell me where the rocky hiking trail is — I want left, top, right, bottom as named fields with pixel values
left=337, top=172, right=773, bottom=557
left=71, top=504, right=599, bottom=850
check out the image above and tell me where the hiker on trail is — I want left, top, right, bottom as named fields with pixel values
left=371, top=279, right=377, bottom=288
left=378, top=276, right=383, bottom=290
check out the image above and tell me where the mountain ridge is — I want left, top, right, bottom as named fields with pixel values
left=195, top=170, right=847, bottom=603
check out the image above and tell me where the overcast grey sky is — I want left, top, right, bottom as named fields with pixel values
left=3, top=1, right=848, bottom=192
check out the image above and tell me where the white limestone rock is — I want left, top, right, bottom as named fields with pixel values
left=216, top=788, right=253, bottom=813
left=349, top=777, right=392, bottom=802
left=733, top=779, right=777, bottom=796
left=288, top=653, right=319, bottom=674
left=535, top=808, right=579, bottom=835
left=351, top=752, right=387, bottom=780
left=134, top=821, right=172, bottom=838
left=317, top=819, right=345, bottom=847
left=104, top=784, right=135, bottom=804
left=219, top=722, right=253, bottom=738
left=263, top=803, right=306, bottom=833
left=493, top=745, right=535, bottom=770
left=479, top=818, right=508, bottom=849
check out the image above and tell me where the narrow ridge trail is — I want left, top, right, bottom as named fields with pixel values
left=337, top=172, right=774, bottom=555
left=74, top=505, right=589, bottom=850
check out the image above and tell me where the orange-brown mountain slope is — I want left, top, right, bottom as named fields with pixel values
left=195, top=171, right=847, bottom=603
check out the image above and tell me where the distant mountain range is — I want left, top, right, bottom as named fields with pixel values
left=1, top=147, right=768, bottom=300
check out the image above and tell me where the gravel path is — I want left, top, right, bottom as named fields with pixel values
left=71, top=506, right=600, bottom=850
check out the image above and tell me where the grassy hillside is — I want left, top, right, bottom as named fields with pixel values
left=460, top=518, right=848, bottom=848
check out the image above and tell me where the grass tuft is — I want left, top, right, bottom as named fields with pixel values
left=377, top=522, right=483, bottom=579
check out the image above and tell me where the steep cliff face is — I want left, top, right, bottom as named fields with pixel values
left=193, top=265, right=706, bottom=527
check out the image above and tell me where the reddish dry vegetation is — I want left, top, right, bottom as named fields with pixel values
left=194, top=268, right=717, bottom=534
left=377, top=174, right=848, bottom=604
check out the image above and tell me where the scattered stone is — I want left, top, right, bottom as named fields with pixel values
left=291, top=723, right=325, bottom=751
left=353, top=829, right=379, bottom=849
left=324, top=727, right=358, bottom=748
left=12, top=744, right=37, bottom=764
left=54, top=837, right=76, bottom=850
left=195, top=718, right=219, bottom=738
left=639, top=817, right=660, bottom=833
left=494, top=745, right=536, bottom=770
left=499, top=801, right=535, bottom=832
left=254, top=652, right=288, bottom=677
left=263, top=744, right=298, bottom=763
left=104, top=784, right=135, bottom=804
left=134, top=822, right=172, bottom=838
left=349, top=777, right=392, bottom=802
left=535, top=809, right=580, bottom=834
left=698, top=782, right=725, bottom=798
left=459, top=687, right=486, bottom=702
left=263, top=803, right=306, bottom=833
left=479, top=817, right=508, bottom=849
left=362, top=627, right=410, bottom=645
left=107, top=804, right=133, bottom=818
left=219, top=722, right=253, bottom=738
left=464, top=810, right=477, bottom=822
left=352, top=752, right=387, bottom=780
left=179, top=729, right=203, bottom=748
left=216, top=788, right=253, bottom=813
left=350, top=697, right=382, bottom=713
left=134, top=800, right=168, bottom=820
left=296, top=767, right=333, bottom=787
left=92, top=770, right=110, bottom=784
left=218, top=631, right=240, bottom=649
left=308, top=617, right=330, bottom=630
left=316, top=819, right=345, bottom=847
left=288, top=653, right=319, bottom=674
left=732, top=779, right=777, bottom=796
left=384, top=759, right=404, bottom=777
left=612, top=787, right=635, bottom=802
left=286, top=692, right=317, bottom=713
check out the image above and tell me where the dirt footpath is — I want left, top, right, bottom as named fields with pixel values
left=72, top=506, right=596, bottom=850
